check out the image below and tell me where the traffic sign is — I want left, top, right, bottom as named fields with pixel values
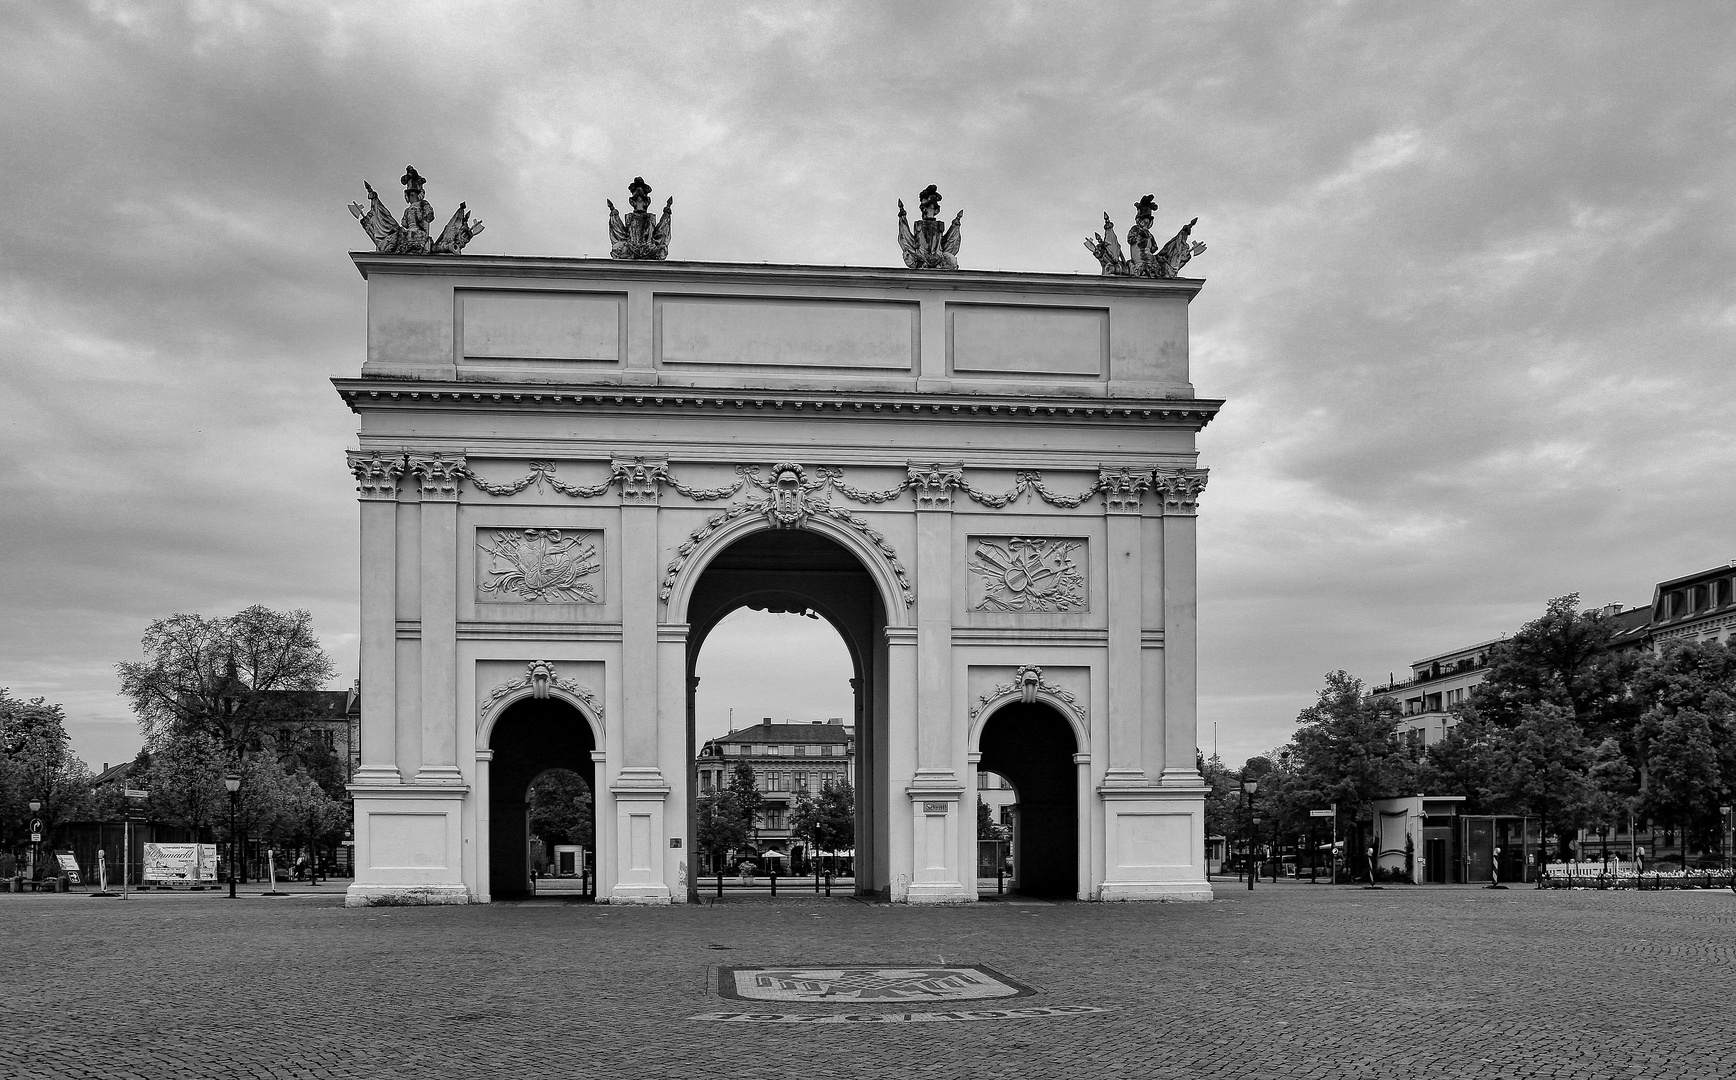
left=1309, top=809, right=1334, bottom=817
left=30, top=832, right=42, bottom=843
left=123, top=788, right=149, bottom=799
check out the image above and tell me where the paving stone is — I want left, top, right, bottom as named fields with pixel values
left=2, top=881, right=1732, bottom=1078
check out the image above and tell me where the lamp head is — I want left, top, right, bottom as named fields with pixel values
left=28, top=800, right=41, bottom=813
left=1241, top=780, right=1258, bottom=795
left=224, top=773, right=242, bottom=794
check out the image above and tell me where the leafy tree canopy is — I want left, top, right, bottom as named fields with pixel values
left=528, top=769, right=594, bottom=847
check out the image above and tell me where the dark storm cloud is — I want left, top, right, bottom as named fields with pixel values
left=2, top=2, right=1732, bottom=768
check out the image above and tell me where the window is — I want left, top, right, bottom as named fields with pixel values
left=766, top=744, right=781, bottom=756
left=794, top=772, right=808, bottom=792
left=765, top=808, right=785, bottom=830
left=1718, top=578, right=1733, bottom=607
left=1694, top=585, right=1710, bottom=611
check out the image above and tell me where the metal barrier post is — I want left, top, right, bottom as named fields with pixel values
left=770, top=869, right=777, bottom=896
left=824, top=871, right=831, bottom=897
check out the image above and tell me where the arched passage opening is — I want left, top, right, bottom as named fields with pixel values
left=683, top=528, right=889, bottom=902
left=978, top=702, right=1078, bottom=898
left=488, top=698, right=597, bottom=900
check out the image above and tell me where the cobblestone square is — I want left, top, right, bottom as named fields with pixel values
left=6, top=882, right=1732, bottom=1079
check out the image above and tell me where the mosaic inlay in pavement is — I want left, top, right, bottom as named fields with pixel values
left=718, top=965, right=1033, bottom=1002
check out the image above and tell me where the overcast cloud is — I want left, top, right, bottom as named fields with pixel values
left=3, top=2, right=1733, bottom=770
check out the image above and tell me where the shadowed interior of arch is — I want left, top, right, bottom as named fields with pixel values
left=488, top=697, right=596, bottom=900
left=684, top=528, right=889, bottom=902
left=978, top=701, right=1078, bottom=898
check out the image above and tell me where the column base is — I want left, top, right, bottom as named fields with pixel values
left=904, top=881, right=977, bottom=905
left=348, top=767, right=402, bottom=786
left=1159, top=767, right=1207, bottom=789
left=1096, top=881, right=1213, bottom=903
left=344, top=883, right=471, bottom=907
left=411, top=764, right=466, bottom=785
left=603, top=885, right=673, bottom=905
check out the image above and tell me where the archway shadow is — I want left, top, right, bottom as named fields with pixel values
left=489, top=698, right=596, bottom=900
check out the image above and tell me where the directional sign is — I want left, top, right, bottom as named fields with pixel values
left=123, top=788, right=149, bottom=799
left=1309, top=809, right=1335, bottom=817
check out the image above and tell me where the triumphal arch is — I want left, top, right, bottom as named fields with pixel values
left=337, top=178, right=1220, bottom=904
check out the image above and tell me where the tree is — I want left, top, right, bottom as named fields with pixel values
left=0, top=690, right=92, bottom=856
left=1287, top=671, right=1414, bottom=826
left=726, top=762, right=764, bottom=837
left=1585, top=736, right=1637, bottom=862
left=1640, top=707, right=1727, bottom=857
left=1417, top=714, right=1508, bottom=811
left=695, top=790, right=749, bottom=876
left=1470, top=595, right=1636, bottom=738
left=529, top=770, right=594, bottom=847
left=116, top=606, right=336, bottom=758
left=1501, top=704, right=1597, bottom=859
left=791, top=779, right=855, bottom=875
left=975, top=799, right=1001, bottom=840
left=137, top=734, right=229, bottom=840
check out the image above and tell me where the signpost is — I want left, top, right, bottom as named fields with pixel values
left=121, top=788, right=149, bottom=899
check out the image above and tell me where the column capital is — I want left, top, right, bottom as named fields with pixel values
left=347, top=450, right=405, bottom=501
left=612, top=456, right=669, bottom=505
left=906, top=463, right=964, bottom=510
left=1154, top=469, right=1209, bottom=516
left=1099, top=466, right=1153, bottom=514
left=408, top=452, right=466, bottom=502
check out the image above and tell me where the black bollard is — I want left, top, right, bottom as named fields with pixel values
left=770, top=869, right=777, bottom=897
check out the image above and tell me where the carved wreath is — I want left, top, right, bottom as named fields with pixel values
left=968, top=664, right=1085, bottom=726
left=479, top=660, right=604, bottom=724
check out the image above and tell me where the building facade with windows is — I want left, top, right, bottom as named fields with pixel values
left=697, top=719, right=854, bottom=863
left=1649, top=563, right=1736, bottom=649
left=1368, top=639, right=1501, bottom=751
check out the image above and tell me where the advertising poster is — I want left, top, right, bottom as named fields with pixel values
left=142, top=843, right=219, bottom=884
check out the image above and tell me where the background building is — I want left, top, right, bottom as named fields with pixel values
left=697, top=718, right=854, bottom=866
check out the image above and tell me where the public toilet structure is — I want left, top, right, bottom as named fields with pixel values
left=338, top=245, right=1221, bottom=904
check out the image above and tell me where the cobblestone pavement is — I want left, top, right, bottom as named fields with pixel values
left=6, top=880, right=1734, bottom=1079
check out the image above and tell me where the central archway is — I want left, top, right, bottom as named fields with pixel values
left=682, top=528, right=890, bottom=902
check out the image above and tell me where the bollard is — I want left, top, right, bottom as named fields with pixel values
left=814, top=870, right=821, bottom=894
left=997, top=866, right=1004, bottom=895
left=824, top=871, right=831, bottom=897
left=770, top=869, right=777, bottom=896
left=717, top=871, right=724, bottom=898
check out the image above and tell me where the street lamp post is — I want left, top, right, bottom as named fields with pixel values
left=1242, top=779, right=1258, bottom=891
left=223, top=773, right=241, bottom=899
left=27, top=799, right=42, bottom=886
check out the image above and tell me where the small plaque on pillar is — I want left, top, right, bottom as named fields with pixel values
left=669, top=837, right=682, bottom=848
left=923, top=802, right=948, bottom=815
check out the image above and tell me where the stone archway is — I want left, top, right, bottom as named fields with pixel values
left=682, top=528, right=889, bottom=900
left=487, top=698, right=597, bottom=900
left=977, top=702, right=1079, bottom=898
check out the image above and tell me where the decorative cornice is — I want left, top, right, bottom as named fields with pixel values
left=408, top=453, right=466, bottom=501
left=968, top=664, right=1086, bottom=727
left=349, top=253, right=1206, bottom=297
left=347, top=450, right=405, bottom=501
left=478, top=660, right=603, bottom=724
left=334, top=379, right=1223, bottom=430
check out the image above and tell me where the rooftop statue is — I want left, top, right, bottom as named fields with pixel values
left=897, top=185, right=963, bottom=270
left=349, top=165, right=484, bottom=255
left=607, top=176, right=673, bottom=260
left=1124, top=195, right=1206, bottom=279
left=1084, top=212, right=1131, bottom=276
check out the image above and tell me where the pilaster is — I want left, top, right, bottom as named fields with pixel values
left=1157, top=470, right=1207, bottom=786
left=408, top=453, right=464, bottom=785
left=348, top=451, right=403, bottom=785
left=1101, top=466, right=1152, bottom=788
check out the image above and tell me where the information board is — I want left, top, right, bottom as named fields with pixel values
left=55, top=852, right=81, bottom=884
left=142, top=843, right=218, bottom=884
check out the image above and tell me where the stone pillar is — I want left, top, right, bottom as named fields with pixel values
left=409, top=454, right=465, bottom=785
left=609, top=464, right=670, bottom=902
left=1101, top=467, right=1152, bottom=788
left=884, top=625, right=918, bottom=902
left=904, top=466, right=969, bottom=903
left=1158, top=470, right=1208, bottom=786
left=348, top=451, right=403, bottom=785
left=472, top=747, right=491, bottom=900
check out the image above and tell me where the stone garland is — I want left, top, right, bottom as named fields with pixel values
left=967, top=664, right=1085, bottom=724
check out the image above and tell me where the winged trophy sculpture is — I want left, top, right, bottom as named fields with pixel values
left=348, top=165, right=483, bottom=255
left=607, top=176, right=673, bottom=260
left=897, top=184, right=963, bottom=270
left=1087, top=195, right=1205, bottom=278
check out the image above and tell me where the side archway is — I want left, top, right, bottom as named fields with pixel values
left=487, top=696, right=598, bottom=900
left=976, top=701, right=1079, bottom=898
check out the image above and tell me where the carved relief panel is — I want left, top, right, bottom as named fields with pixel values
left=475, top=527, right=604, bottom=604
left=966, top=536, right=1088, bottom=613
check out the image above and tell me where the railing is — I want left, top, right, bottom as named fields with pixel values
left=1536, top=865, right=1736, bottom=890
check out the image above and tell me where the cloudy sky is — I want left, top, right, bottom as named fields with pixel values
left=4, top=2, right=1733, bottom=772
